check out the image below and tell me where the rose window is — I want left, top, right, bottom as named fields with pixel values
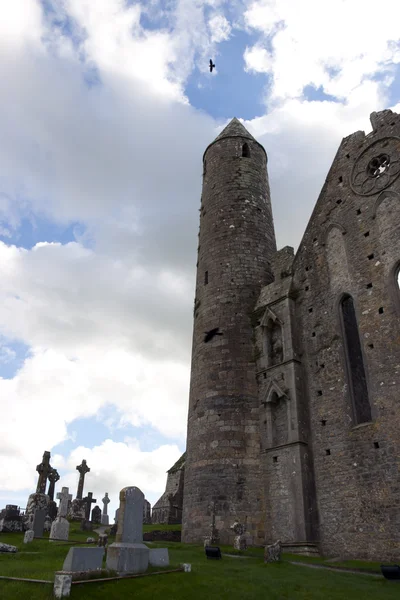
left=351, top=138, right=400, bottom=196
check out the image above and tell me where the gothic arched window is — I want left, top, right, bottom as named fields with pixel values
left=340, top=294, right=371, bottom=425
left=267, top=319, right=283, bottom=366
left=242, top=143, right=250, bottom=158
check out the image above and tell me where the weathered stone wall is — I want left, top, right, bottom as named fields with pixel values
left=182, top=119, right=277, bottom=545
left=289, top=109, right=400, bottom=560
left=152, top=455, right=185, bottom=524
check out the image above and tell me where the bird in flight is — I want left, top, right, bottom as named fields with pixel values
left=209, top=59, right=215, bottom=73
left=204, top=327, right=223, bottom=343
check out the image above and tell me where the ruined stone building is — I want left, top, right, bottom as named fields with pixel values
left=152, top=453, right=186, bottom=524
left=182, top=110, right=400, bottom=560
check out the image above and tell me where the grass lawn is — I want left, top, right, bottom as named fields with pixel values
left=1, top=531, right=399, bottom=600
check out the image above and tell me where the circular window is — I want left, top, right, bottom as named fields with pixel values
left=351, top=138, right=400, bottom=196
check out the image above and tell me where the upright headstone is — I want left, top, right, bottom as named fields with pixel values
left=101, top=493, right=110, bottom=525
left=47, top=469, right=60, bottom=501
left=62, top=547, right=104, bottom=572
left=50, top=487, right=72, bottom=542
left=36, top=451, right=51, bottom=494
left=32, top=509, right=46, bottom=538
left=76, top=460, right=90, bottom=500
left=83, top=492, right=96, bottom=521
left=24, top=530, right=34, bottom=544
left=91, top=506, right=101, bottom=524
left=106, top=486, right=149, bottom=574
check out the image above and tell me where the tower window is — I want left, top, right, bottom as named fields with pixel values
left=242, top=143, right=250, bottom=158
left=340, top=295, right=371, bottom=425
left=204, top=270, right=209, bottom=285
left=203, top=159, right=207, bottom=177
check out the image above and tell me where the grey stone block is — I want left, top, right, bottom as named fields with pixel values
left=24, top=530, right=34, bottom=544
left=62, top=547, right=104, bottom=572
left=54, top=572, right=72, bottom=598
left=0, top=543, right=18, bottom=553
left=149, top=548, right=169, bottom=567
left=33, top=509, right=45, bottom=538
left=50, top=516, right=69, bottom=541
left=106, top=542, right=149, bottom=574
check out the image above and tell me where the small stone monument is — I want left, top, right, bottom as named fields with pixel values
left=91, top=506, right=101, bottom=524
left=83, top=492, right=96, bottom=521
left=230, top=521, right=247, bottom=551
left=36, top=451, right=52, bottom=494
left=106, top=486, right=149, bottom=574
left=101, top=493, right=110, bottom=525
left=62, top=547, right=104, bottom=572
left=24, top=530, right=34, bottom=544
left=47, top=468, right=60, bottom=501
left=76, top=460, right=90, bottom=500
left=204, top=502, right=219, bottom=547
left=50, top=487, right=72, bottom=542
left=68, top=459, right=90, bottom=521
left=32, top=508, right=46, bottom=538
left=264, top=539, right=282, bottom=563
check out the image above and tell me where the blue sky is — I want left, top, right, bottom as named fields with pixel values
left=1, top=0, right=400, bottom=516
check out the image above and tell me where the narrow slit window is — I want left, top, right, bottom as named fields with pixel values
left=340, top=295, right=371, bottom=425
left=204, top=270, right=209, bottom=285
left=242, top=143, right=250, bottom=158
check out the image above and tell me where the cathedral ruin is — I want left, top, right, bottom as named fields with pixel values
left=182, top=110, right=400, bottom=560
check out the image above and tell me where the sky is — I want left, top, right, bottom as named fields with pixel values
left=1, top=0, right=400, bottom=519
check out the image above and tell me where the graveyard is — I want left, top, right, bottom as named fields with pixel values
left=1, top=526, right=400, bottom=599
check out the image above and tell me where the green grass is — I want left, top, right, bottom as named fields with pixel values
left=1, top=532, right=399, bottom=600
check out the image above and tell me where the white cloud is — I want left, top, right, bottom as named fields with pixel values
left=0, top=0, right=399, bottom=510
left=209, top=14, right=231, bottom=43
left=244, top=0, right=400, bottom=100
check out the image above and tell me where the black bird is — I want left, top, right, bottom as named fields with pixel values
left=204, top=327, right=223, bottom=343
left=209, top=59, right=215, bottom=73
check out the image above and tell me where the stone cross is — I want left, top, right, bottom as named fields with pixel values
left=56, top=487, right=72, bottom=518
left=83, top=492, right=97, bottom=521
left=47, top=469, right=60, bottom=501
left=76, top=460, right=90, bottom=500
left=102, top=493, right=110, bottom=516
left=36, top=451, right=51, bottom=494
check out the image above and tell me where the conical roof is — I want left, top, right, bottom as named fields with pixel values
left=203, top=117, right=265, bottom=160
left=213, top=117, right=256, bottom=143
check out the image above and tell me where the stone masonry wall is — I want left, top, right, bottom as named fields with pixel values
left=290, top=109, right=400, bottom=560
left=182, top=120, right=277, bottom=545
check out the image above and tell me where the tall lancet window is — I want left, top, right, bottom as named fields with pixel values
left=340, top=295, right=371, bottom=424
left=242, top=143, right=250, bottom=158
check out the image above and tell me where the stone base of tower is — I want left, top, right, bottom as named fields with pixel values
left=182, top=460, right=265, bottom=546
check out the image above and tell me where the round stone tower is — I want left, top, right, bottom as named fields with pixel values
left=182, top=118, right=277, bottom=544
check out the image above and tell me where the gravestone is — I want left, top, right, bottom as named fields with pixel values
left=33, top=508, right=46, bottom=538
left=91, top=506, right=101, bottom=524
left=62, top=547, right=104, bottom=572
left=24, top=530, right=34, bottom=544
left=106, top=486, right=150, bottom=574
left=0, top=505, right=23, bottom=533
left=76, top=460, right=90, bottom=500
left=36, top=451, right=52, bottom=494
left=149, top=548, right=169, bottom=567
left=47, top=469, right=60, bottom=501
left=264, top=539, right=282, bottom=563
left=204, top=502, right=219, bottom=547
left=54, top=573, right=72, bottom=599
left=25, top=492, right=50, bottom=524
left=101, top=493, right=110, bottom=525
left=83, top=492, right=96, bottom=521
left=68, top=498, right=86, bottom=521
left=48, top=500, right=58, bottom=521
left=231, top=521, right=247, bottom=551
left=44, top=515, right=52, bottom=532
left=50, top=487, right=72, bottom=541
left=0, top=543, right=18, bottom=553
